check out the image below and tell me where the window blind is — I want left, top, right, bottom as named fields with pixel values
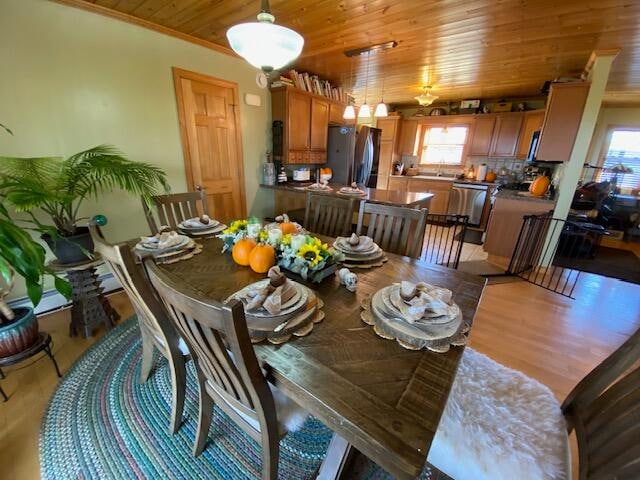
left=598, top=130, right=640, bottom=189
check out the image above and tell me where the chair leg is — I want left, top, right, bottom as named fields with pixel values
left=167, top=353, right=187, bottom=435
left=193, top=367, right=214, bottom=457
left=260, top=430, right=279, bottom=480
left=139, top=328, right=155, bottom=384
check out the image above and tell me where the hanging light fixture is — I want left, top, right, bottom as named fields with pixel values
left=415, top=86, right=438, bottom=106
left=343, top=57, right=356, bottom=120
left=374, top=55, right=388, bottom=117
left=358, top=51, right=372, bottom=119
left=226, top=0, right=304, bottom=73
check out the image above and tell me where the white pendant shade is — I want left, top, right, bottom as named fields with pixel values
left=374, top=102, right=388, bottom=117
left=226, top=10, right=303, bottom=72
left=343, top=105, right=356, bottom=120
left=358, top=103, right=371, bottom=118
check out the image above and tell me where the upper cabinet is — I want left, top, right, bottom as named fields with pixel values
left=469, top=113, right=525, bottom=157
left=398, top=119, right=419, bottom=155
left=310, top=98, right=329, bottom=150
left=271, top=86, right=347, bottom=164
left=469, top=116, right=497, bottom=156
left=536, top=82, right=590, bottom=162
left=516, top=110, right=545, bottom=159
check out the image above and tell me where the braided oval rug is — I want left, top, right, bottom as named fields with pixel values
left=39, top=318, right=333, bottom=480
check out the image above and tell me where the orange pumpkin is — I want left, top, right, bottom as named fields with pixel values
left=485, top=170, right=497, bottom=182
left=529, top=175, right=551, bottom=197
left=232, top=238, right=257, bottom=266
left=279, top=222, right=298, bottom=235
left=249, top=244, right=276, bottom=273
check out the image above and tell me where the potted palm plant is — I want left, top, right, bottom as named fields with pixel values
left=0, top=145, right=169, bottom=264
left=0, top=195, right=72, bottom=356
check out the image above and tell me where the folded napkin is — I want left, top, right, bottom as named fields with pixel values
left=140, top=231, right=183, bottom=250
left=393, top=281, right=454, bottom=323
left=240, top=267, right=297, bottom=316
left=337, top=234, right=375, bottom=252
left=182, top=215, right=215, bottom=228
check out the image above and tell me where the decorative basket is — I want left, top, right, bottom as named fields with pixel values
left=280, top=262, right=338, bottom=284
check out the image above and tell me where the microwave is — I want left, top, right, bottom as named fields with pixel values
left=526, top=130, right=541, bottom=163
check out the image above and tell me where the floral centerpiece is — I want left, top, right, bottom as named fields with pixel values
left=217, top=216, right=343, bottom=283
left=278, top=234, right=343, bottom=282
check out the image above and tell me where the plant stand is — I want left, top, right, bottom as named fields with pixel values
left=48, top=255, right=120, bottom=338
left=0, top=333, right=61, bottom=401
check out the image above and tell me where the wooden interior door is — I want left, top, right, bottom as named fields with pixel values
left=173, top=67, right=246, bottom=223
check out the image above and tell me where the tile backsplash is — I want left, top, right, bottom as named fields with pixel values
left=419, top=157, right=527, bottom=178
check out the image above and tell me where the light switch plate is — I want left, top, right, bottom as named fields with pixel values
left=245, top=93, right=261, bottom=107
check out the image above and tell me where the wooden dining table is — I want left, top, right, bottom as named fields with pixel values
left=156, top=236, right=485, bottom=479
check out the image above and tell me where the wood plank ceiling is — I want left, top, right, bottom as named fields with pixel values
left=71, top=0, right=640, bottom=106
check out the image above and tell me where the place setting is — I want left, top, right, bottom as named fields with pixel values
left=337, top=182, right=366, bottom=196
left=333, top=233, right=388, bottom=269
left=177, top=214, right=227, bottom=238
left=361, top=280, right=470, bottom=352
left=226, top=266, right=325, bottom=344
left=135, top=228, right=203, bottom=264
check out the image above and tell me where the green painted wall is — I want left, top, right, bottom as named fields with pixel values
left=1, top=0, right=273, bottom=300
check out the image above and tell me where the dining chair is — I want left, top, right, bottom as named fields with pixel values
left=144, top=259, right=307, bottom=479
left=303, top=193, right=357, bottom=237
left=422, top=213, right=469, bottom=269
left=89, top=225, right=188, bottom=434
left=142, top=187, right=208, bottom=233
left=356, top=202, right=428, bottom=259
left=427, top=327, right=640, bottom=480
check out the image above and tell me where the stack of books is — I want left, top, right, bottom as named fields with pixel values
left=271, top=70, right=353, bottom=104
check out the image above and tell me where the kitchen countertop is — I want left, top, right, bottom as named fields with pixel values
left=389, top=174, right=499, bottom=187
left=260, top=182, right=434, bottom=208
left=495, top=189, right=556, bottom=204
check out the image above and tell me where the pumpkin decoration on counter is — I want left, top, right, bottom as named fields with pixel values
left=485, top=170, right=497, bottom=182
left=232, top=238, right=257, bottom=266
left=529, top=175, right=551, bottom=197
left=249, top=244, right=276, bottom=273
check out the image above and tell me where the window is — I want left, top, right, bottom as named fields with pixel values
left=598, top=129, right=640, bottom=189
left=418, top=126, right=469, bottom=165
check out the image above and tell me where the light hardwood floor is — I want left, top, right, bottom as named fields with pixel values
left=1, top=273, right=638, bottom=479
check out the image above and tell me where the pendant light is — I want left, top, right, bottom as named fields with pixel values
left=343, top=57, right=356, bottom=120
left=374, top=55, right=388, bottom=117
left=358, top=51, right=372, bottom=119
left=226, top=0, right=304, bottom=73
left=415, top=86, right=438, bottom=106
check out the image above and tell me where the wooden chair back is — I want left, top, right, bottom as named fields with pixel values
left=144, top=259, right=279, bottom=445
left=422, top=214, right=469, bottom=269
left=304, top=193, right=357, bottom=237
left=562, top=327, right=640, bottom=480
left=88, top=225, right=180, bottom=358
left=356, top=202, right=428, bottom=259
left=143, top=188, right=209, bottom=233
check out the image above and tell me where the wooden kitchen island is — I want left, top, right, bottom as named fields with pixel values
left=261, top=183, right=433, bottom=221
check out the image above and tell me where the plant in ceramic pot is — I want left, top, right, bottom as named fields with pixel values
left=0, top=145, right=170, bottom=264
left=0, top=198, right=72, bottom=357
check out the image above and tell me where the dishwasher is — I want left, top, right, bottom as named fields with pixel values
left=448, top=183, right=488, bottom=226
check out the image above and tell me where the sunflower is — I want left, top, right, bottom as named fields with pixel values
left=281, top=233, right=292, bottom=246
left=298, top=243, right=322, bottom=267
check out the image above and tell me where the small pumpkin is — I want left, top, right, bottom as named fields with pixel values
left=249, top=244, right=276, bottom=273
left=279, top=222, right=298, bottom=235
left=485, top=170, right=497, bottom=182
left=232, top=238, right=257, bottom=266
left=529, top=175, right=551, bottom=197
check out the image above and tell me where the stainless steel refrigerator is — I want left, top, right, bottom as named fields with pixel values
left=326, top=125, right=381, bottom=187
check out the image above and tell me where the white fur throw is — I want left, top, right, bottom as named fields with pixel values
left=427, top=348, right=570, bottom=480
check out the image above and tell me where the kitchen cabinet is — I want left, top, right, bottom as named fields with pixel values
left=408, top=179, right=452, bottom=215
left=310, top=98, right=329, bottom=150
left=271, top=86, right=347, bottom=164
left=516, top=110, right=545, bottom=159
left=468, top=116, right=496, bottom=156
left=375, top=116, right=402, bottom=189
left=536, top=82, right=590, bottom=162
left=398, top=119, right=419, bottom=156
left=387, top=175, right=409, bottom=191
left=329, top=102, right=344, bottom=124
left=491, top=113, right=524, bottom=157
